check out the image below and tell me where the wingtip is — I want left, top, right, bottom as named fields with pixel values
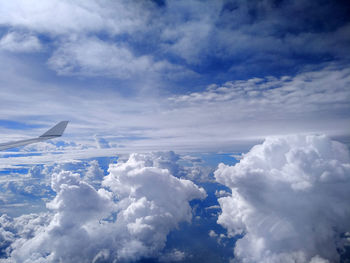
left=40, top=121, right=69, bottom=137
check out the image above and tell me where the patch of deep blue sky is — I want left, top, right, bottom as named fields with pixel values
left=139, top=184, right=237, bottom=263
left=119, top=0, right=350, bottom=86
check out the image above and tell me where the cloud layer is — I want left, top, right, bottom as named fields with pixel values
left=215, top=134, right=350, bottom=262
left=1, top=152, right=206, bottom=262
left=0, top=1, right=349, bottom=155
left=0, top=64, right=349, bottom=159
left=1, top=0, right=349, bottom=79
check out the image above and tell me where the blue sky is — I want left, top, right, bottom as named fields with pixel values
left=0, top=1, right=350, bottom=262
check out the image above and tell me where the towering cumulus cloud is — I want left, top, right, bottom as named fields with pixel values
left=215, top=135, right=350, bottom=262
left=1, top=152, right=206, bottom=262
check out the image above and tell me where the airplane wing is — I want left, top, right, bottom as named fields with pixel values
left=0, top=121, right=69, bottom=151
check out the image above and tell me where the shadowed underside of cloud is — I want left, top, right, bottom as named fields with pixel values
left=215, top=134, right=350, bottom=262
left=0, top=152, right=206, bottom=262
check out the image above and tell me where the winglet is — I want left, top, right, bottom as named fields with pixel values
left=40, top=121, right=69, bottom=138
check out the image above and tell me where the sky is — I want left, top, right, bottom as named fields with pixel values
left=0, top=0, right=350, bottom=262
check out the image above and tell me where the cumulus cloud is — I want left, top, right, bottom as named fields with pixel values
left=0, top=159, right=110, bottom=216
left=0, top=213, right=52, bottom=257
left=1, top=152, right=206, bottom=262
left=84, top=160, right=105, bottom=185
left=215, top=134, right=350, bottom=262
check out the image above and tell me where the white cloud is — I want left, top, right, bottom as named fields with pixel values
left=154, top=1, right=350, bottom=65
left=0, top=3, right=348, bottom=157
left=209, top=229, right=218, bottom=238
left=215, top=134, right=350, bottom=262
left=0, top=1, right=196, bottom=80
left=47, top=37, right=195, bottom=79
left=158, top=249, right=186, bottom=262
left=22, top=142, right=59, bottom=152
left=161, top=13, right=215, bottom=64
left=48, top=38, right=154, bottom=79
left=1, top=0, right=348, bottom=78
left=215, top=190, right=230, bottom=198
left=84, top=160, right=104, bottom=185
left=0, top=32, right=41, bottom=52
left=0, top=0, right=148, bottom=36
left=1, top=152, right=206, bottom=262
left=0, top=213, right=52, bottom=257
left=168, top=66, right=350, bottom=140
left=0, top=59, right=349, bottom=160
left=170, top=67, right=350, bottom=109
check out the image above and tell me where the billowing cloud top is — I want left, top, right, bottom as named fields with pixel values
left=215, top=134, right=350, bottom=262
left=1, top=152, right=206, bottom=262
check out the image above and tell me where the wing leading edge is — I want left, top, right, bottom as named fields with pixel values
left=0, top=121, right=69, bottom=151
